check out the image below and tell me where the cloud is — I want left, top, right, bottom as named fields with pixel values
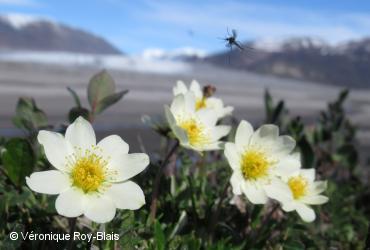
left=0, top=0, right=40, bottom=7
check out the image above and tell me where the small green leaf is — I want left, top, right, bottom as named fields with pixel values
left=154, top=221, right=166, bottom=250
left=12, top=97, right=48, bottom=131
left=1, top=138, right=35, bottom=186
left=94, top=90, right=128, bottom=114
left=67, top=87, right=82, bottom=107
left=88, top=70, right=116, bottom=111
left=298, top=136, right=315, bottom=168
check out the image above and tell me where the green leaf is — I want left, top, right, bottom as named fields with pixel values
left=67, top=87, right=82, bottom=107
left=94, top=90, right=128, bottom=114
left=88, top=70, right=116, bottom=111
left=298, top=136, right=315, bottom=168
left=264, top=89, right=273, bottom=120
left=12, top=97, right=47, bottom=131
left=154, top=221, right=166, bottom=250
left=68, top=107, right=90, bottom=123
left=1, top=138, right=35, bottom=186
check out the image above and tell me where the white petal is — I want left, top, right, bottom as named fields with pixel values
left=272, top=136, right=296, bottom=156
left=106, top=181, right=145, bottom=210
left=212, top=125, right=231, bottom=140
left=170, top=94, right=186, bottom=115
left=98, top=135, right=129, bottom=160
left=295, top=203, right=316, bottom=222
left=109, top=153, right=149, bottom=182
left=224, top=143, right=240, bottom=170
left=190, top=80, right=203, bottom=98
left=282, top=201, right=297, bottom=212
left=65, top=117, right=96, bottom=150
left=55, top=188, right=85, bottom=217
left=173, top=81, right=188, bottom=95
left=242, top=181, right=268, bottom=204
left=235, top=120, right=254, bottom=151
left=251, top=124, right=279, bottom=146
left=165, top=106, right=188, bottom=144
left=196, top=109, right=218, bottom=126
left=230, top=172, right=243, bottom=195
left=300, top=169, right=315, bottom=182
left=183, top=92, right=196, bottom=113
left=205, top=97, right=223, bottom=110
left=311, top=181, right=327, bottom=195
left=274, top=152, right=301, bottom=177
left=264, top=178, right=293, bottom=203
left=302, top=195, right=328, bottom=205
left=84, top=194, right=116, bottom=223
left=26, top=170, right=70, bottom=194
left=37, top=131, right=74, bottom=171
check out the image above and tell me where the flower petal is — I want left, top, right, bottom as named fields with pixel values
left=251, top=124, right=279, bottom=146
left=274, top=152, right=301, bottom=177
left=106, top=181, right=145, bottom=210
left=272, top=136, right=296, bottom=156
left=264, top=178, right=293, bottom=203
left=311, top=181, right=327, bottom=195
left=55, top=188, right=85, bottom=217
left=224, top=143, right=240, bottom=170
left=230, top=172, right=243, bottom=195
left=300, top=169, right=315, bottom=182
left=235, top=120, right=254, bottom=151
left=84, top=194, right=116, bottom=223
left=212, top=125, right=231, bottom=140
left=170, top=94, right=186, bottom=115
left=37, top=131, right=74, bottom=171
left=183, top=92, right=196, bottom=113
left=109, top=153, right=150, bottom=182
left=190, top=80, right=203, bottom=98
left=196, top=109, right=218, bottom=126
left=165, top=106, right=188, bottom=144
left=173, top=80, right=188, bottom=95
left=65, top=117, right=96, bottom=150
left=302, top=195, right=329, bottom=205
left=295, top=203, right=316, bottom=222
left=98, top=135, right=129, bottom=160
left=242, top=181, right=268, bottom=204
left=26, top=170, right=70, bottom=194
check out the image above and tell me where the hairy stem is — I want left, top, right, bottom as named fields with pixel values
left=149, top=140, right=179, bottom=221
left=67, top=217, right=77, bottom=250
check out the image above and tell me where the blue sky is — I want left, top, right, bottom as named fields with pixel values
left=1, top=0, right=370, bottom=54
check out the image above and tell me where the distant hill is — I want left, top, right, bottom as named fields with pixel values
left=205, top=37, right=370, bottom=88
left=0, top=13, right=121, bottom=54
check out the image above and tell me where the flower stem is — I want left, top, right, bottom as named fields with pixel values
left=365, top=221, right=370, bottom=250
left=67, top=217, right=77, bottom=250
left=209, top=181, right=230, bottom=242
left=149, top=140, right=179, bottom=222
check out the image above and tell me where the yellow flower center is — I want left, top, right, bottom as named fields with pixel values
left=178, top=118, right=209, bottom=147
left=195, top=97, right=207, bottom=110
left=70, top=149, right=108, bottom=193
left=288, top=176, right=308, bottom=199
left=241, top=149, right=270, bottom=180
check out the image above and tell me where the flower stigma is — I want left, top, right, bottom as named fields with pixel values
left=68, top=146, right=110, bottom=193
left=241, top=149, right=271, bottom=180
left=288, top=176, right=308, bottom=199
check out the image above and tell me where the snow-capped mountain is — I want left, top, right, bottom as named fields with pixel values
left=205, top=37, right=370, bottom=88
left=0, top=13, right=121, bottom=54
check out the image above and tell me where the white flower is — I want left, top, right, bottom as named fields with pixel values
left=265, top=168, right=328, bottom=222
left=224, top=120, right=300, bottom=204
left=165, top=92, right=231, bottom=152
left=26, top=117, right=149, bottom=223
left=173, top=80, right=233, bottom=119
